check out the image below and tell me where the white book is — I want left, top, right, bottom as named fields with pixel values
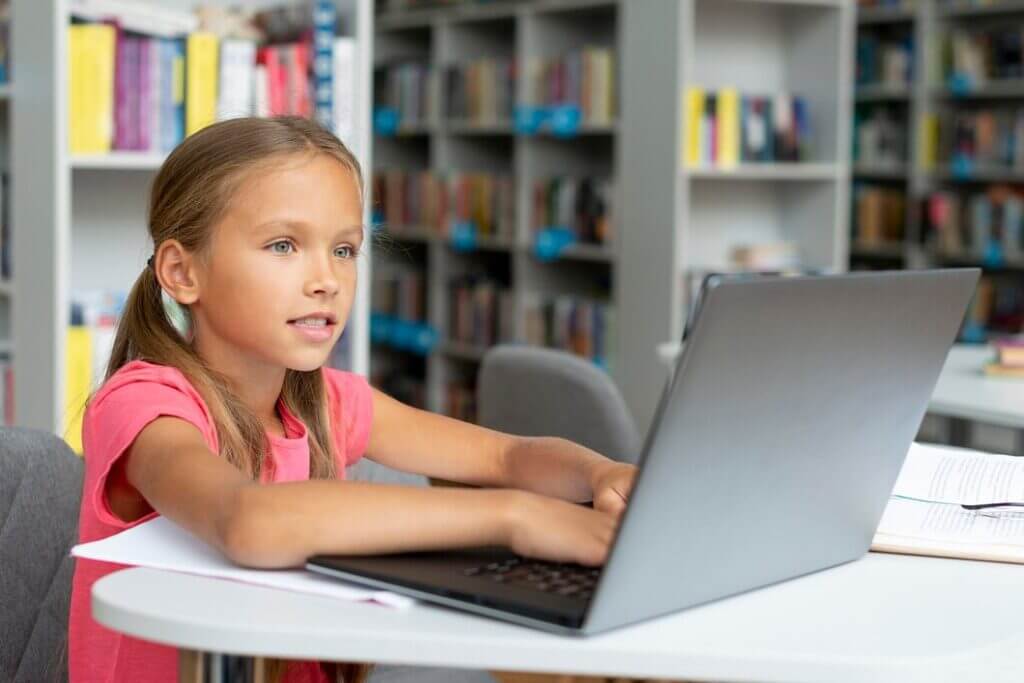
left=332, top=37, right=358, bottom=155
left=217, top=40, right=256, bottom=121
left=872, top=442, right=1024, bottom=564
left=254, top=64, right=270, bottom=119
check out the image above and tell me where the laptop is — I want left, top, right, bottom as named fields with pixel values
left=308, top=269, right=980, bottom=635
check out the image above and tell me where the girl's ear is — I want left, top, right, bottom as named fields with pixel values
left=153, top=239, right=200, bottom=305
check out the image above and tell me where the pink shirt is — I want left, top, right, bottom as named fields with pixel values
left=69, top=360, right=374, bottom=683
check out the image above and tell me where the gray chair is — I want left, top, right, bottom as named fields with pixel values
left=0, top=427, right=83, bottom=683
left=478, top=345, right=642, bottom=464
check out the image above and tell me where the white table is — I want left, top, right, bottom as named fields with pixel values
left=659, top=342, right=1024, bottom=454
left=94, top=554, right=1024, bottom=683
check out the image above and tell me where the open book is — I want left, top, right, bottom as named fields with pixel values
left=872, top=442, right=1024, bottom=564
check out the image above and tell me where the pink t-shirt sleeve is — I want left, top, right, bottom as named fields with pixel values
left=323, top=368, right=374, bottom=470
left=82, top=360, right=219, bottom=531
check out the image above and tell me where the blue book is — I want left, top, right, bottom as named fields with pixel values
left=313, top=0, right=336, bottom=131
left=159, top=38, right=185, bottom=152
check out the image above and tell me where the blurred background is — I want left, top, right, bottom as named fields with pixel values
left=7, top=0, right=1024, bottom=460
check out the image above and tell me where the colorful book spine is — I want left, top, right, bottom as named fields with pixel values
left=137, top=38, right=153, bottom=151
left=685, top=87, right=705, bottom=167
left=313, top=0, right=336, bottom=131
left=159, top=38, right=186, bottom=152
left=69, top=24, right=116, bottom=154
left=185, top=32, right=218, bottom=136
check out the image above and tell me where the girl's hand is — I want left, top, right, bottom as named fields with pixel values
left=503, top=491, right=618, bottom=566
left=589, top=461, right=638, bottom=519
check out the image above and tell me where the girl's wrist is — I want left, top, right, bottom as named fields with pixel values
left=495, top=489, right=531, bottom=546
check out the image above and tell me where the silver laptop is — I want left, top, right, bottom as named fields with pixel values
left=309, top=269, right=980, bottom=635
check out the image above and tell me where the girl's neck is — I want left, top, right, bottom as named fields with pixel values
left=192, top=332, right=287, bottom=429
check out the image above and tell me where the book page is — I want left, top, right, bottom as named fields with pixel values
left=892, top=442, right=1024, bottom=506
left=877, top=498, right=1024, bottom=545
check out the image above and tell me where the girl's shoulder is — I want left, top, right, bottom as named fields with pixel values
left=93, top=359, right=203, bottom=407
left=87, top=360, right=216, bottom=446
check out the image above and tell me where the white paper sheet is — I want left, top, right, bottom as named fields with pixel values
left=71, top=516, right=414, bottom=608
left=892, top=442, right=1024, bottom=506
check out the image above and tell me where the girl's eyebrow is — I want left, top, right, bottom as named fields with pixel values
left=252, top=220, right=366, bottom=239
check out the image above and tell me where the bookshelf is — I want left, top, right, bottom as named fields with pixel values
left=850, top=0, right=1024, bottom=349
left=11, top=0, right=374, bottom=434
left=372, top=0, right=854, bottom=431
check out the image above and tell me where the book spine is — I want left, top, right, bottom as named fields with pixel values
left=185, top=32, right=219, bottom=136
left=313, top=0, right=336, bottom=131
left=137, top=38, right=152, bottom=151
left=113, top=31, right=131, bottom=150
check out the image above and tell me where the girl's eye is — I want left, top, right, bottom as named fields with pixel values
left=269, top=240, right=294, bottom=255
left=335, top=245, right=355, bottom=259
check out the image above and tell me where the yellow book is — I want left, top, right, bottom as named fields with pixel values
left=63, top=326, right=94, bottom=454
left=919, top=114, right=939, bottom=171
left=684, top=87, right=705, bottom=167
left=716, top=87, right=740, bottom=168
left=69, top=24, right=116, bottom=154
left=186, top=32, right=219, bottom=136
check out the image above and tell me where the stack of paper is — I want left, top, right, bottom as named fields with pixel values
left=872, top=442, right=1024, bottom=564
left=71, top=516, right=414, bottom=607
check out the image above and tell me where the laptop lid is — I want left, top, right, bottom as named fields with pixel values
left=581, top=269, right=979, bottom=633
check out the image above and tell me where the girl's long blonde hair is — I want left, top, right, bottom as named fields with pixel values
left=105, top=116, right=370, bottom=683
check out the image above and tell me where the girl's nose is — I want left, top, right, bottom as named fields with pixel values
left=305, top=258, right=340, bottom=297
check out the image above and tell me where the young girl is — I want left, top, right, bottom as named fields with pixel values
left=69, top=116, right=636, bottom=683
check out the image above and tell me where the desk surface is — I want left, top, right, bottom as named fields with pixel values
left=95, top=553, right=1024, bottom=683
left=659, top=342, right=1024, bottom=429
left=928, top=345, right=1024, bottom=428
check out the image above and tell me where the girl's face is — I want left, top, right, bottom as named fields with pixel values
left=190, top=153, right=364, bottom=376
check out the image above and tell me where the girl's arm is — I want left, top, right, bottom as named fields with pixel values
left=124, top=416, right=616, bottom=568
left=367, top=388, right=630, bottom=506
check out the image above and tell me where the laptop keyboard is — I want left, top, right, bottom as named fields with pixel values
left=463, top=557, right=600, bottom=600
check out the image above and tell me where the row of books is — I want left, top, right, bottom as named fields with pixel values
left=856, top=33, right=914, bottom=88
left=531, top=177, right=613, bottom=247
left=445, top=58, right=516, bottom=124
left=853, top=185, right=907, bottom=247
left=523, top=49, right=616, bottom=126
left=373, top=265, right=427, bottom=323
left=373, top=171, right=516, bottom=239
left=856, top=0, right=917, bottom=8
left=377, top=63, right=435, bottom=128
left=960, top=275, right=1024, bottom=343
left=944, top=26, right=1024, bottom=85
left=65, top=290, right=125, bottom=451
left=923, top=188, right=1024, bottom=258
left=524, top=297, right=614, bottom=368
left=449, top=276, right=515, bottom=349
left=684, top=88, right=811, bottom=167
left=69, top=2, right=357, bottom=155
left=935, top=107, right=1024, bottom=172
left=854, top=106, right=908, bottom=167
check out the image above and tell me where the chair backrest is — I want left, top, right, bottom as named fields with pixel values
left=477, top=346, right=642, bottom=463
left=0, top=428, right=83, bottom=683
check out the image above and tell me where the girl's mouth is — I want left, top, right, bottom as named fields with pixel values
left=288, top=315, right=336, bottom=342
